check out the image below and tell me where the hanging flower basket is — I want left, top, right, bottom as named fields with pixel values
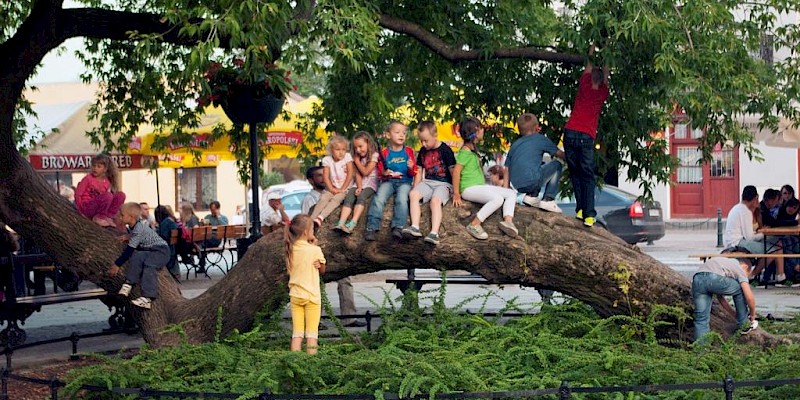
left=199, top=59, right=296, bottom=125
left=220, top=85, right=284, bottom=125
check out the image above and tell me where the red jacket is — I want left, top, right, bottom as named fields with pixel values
left=376, top=146, right=417, bottom=181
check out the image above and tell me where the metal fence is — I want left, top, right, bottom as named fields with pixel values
left=4, top=369, right=800, bottom=400
left=3, top=317, right=800, bottom=399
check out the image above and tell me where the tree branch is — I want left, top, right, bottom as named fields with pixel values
left=378, top=14, right=584, bottom=65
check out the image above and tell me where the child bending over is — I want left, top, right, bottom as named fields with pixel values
left=110, top=202, right=171, bottom=309
left=286, top=214, right=327, bottom=354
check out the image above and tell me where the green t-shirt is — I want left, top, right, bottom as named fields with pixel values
left=455, top=148, right=485, bottom=192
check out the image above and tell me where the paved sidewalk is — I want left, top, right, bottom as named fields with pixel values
left=10, top=229, right=800, bottom=368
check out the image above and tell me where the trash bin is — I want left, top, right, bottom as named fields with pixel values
left=237, top=237, right=254, bottom=260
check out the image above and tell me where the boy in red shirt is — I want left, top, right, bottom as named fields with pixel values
left=564, top=45, right=609, bottom=228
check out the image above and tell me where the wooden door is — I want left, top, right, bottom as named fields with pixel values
left=705, top=144, right=739, bottom=216
left=671, top=123, right=705, bottom=217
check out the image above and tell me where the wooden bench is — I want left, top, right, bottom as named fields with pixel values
left=689, top=253, right=800, bottom=289
left=14, top=288, right=108, bottom=306
left=689, top=253, right=797, bottom=261
left=386, top=275, right=514, bottom=294
left=386, top=274, right=555, bottom=308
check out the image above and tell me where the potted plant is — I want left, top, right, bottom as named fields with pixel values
left=199, top=58, right=296, bottom=125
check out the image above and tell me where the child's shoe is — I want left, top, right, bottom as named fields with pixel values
left=365, top=230, right=377, bottom=241
left=575, top=210, right=583, bottom=220
left=466, top=224, right=488, bottom=240
left=342, top=220, right=357, bottom=234
left=498, top=221, right=518, bottom=238
left=537, top=200, right=563, bottom=213
left=118, top=283, right=132, bottom=297
left=522, top=195, right=540, bottom=207
left=131, top=297, right=152, bottom=309
left=391, top=227, right=404, bottom=239
left=402, top=226, right=423, bottom=237
left=424, top=232, right=440, bottom=245
left=333, top=221, right=346, bottom=232
left=583, top=216, right=596, bottom=227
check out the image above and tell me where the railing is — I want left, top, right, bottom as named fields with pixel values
left=5, top=315, right=800, bottom=399
left=4, top=369, right=800, bottom=399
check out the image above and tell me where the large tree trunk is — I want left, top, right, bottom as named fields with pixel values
left=0, top=147, right=786, bottom=347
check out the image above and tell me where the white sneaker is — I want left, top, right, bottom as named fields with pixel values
left=537, top=200, right=563, bottom=213
left=118, top=283, right=132, bottom=297
left=131, top=296, right=152, bottom=309
left=522, top=195, right=540, bottom=207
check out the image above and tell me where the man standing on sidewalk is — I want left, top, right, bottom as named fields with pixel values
left=301, top=166, right=366, bottom=327
left=563, top=45, right=609, bottom=227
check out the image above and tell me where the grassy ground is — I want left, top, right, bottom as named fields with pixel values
left=51, top=287, right=800, bottom=400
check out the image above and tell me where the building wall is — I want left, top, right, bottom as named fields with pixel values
left=740, top=146, right=798, bottom=197
left=117, top=161, right=247, bottom=221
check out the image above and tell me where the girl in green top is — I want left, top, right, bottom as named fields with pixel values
left=452, top=118, right=519, bottom=240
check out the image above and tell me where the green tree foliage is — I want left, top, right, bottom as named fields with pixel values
left=3, top=1, right=800, bottom=195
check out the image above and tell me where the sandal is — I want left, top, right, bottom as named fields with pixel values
left=342, top=220, right=357, bottom=234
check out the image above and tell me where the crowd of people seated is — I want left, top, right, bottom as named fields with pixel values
left=724, top=184, right=800, bottom=284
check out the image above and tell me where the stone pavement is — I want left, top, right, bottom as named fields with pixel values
left=9, top=228, right=800, bottom=368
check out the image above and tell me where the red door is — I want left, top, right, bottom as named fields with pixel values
left=705, top=144, right=739, bottom=216
left=670, top=122, right=739, bottom=218
left=671, top=123, right=705, bottom=217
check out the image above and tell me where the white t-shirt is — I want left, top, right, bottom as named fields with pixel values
left=322, top=153, right=353, bottom=190
left=724, top=202, right=763, bottom=247
left=260, top=205, right=282, bottom=227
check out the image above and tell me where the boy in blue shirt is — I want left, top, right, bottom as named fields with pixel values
left=365, top=121, right=418, bottom=241
left=505, top=113, right=565, bottom=213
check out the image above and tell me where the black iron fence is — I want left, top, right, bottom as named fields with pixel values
left=3, top=316, right=800, bottom=399
left=3, top=369, right=800, bottom=400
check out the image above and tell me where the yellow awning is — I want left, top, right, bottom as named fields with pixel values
left=129, top=95, right=327, bottom=168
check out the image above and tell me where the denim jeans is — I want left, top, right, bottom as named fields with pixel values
left=367, top=180, right=411, bottom=231
left=564, top=129, right=596, bottom=218
left=691, top=272, right=748, bottom=342
left=516, top=160, right=563, bottom=201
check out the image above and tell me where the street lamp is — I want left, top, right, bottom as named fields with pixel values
left=219, top=85, right=284, bottom=249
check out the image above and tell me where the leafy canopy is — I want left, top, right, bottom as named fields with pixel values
left=5, top=0, right=800, bottom=195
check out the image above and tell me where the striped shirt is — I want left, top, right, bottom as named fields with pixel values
left=129, top=219, right=167, bottom=249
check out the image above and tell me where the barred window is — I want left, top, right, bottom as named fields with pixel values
left=711, top=148, right=735, bottom=177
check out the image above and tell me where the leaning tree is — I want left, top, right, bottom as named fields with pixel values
left=2, top=0, right=800, bottom=347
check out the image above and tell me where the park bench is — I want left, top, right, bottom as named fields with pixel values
left=688, top=253, right=799, bottom=289
left=386, top=272, right=555, bottom=306
left=688, top=253, right=797, bottom=261
left=0, top=252, right=129, bottom=347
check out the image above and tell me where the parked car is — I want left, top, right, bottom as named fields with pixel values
left=555, top=185, right=666, bottom=244
left=281, top=189, right=310, bottom=220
